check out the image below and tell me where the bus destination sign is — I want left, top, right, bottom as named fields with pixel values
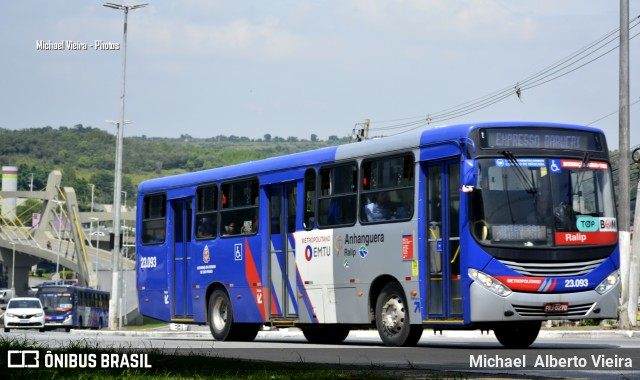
left=479, top=128, right=601, bottom=151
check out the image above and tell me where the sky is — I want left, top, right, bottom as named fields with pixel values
left=1, top=1, right=639, bottom=148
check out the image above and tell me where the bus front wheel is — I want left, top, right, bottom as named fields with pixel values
left=375, top=282, right=423, bottom=347
left=493, top=321, right=541, bottom=348
left=208, top=288, right=260, bottom=342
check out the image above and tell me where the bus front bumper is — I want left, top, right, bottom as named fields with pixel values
left=469, top=282, right=619, bottom=322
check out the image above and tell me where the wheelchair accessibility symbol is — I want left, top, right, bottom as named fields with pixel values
left=234, top=244, right=243, bottom=261
left=550, top=160, right=562, bottom=174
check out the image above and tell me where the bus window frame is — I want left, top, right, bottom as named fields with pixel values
left=142, top=193, right=167, bottom=245
left=317, top=162, right=358, bottom=229
left=220, top=177, right=260, bottom=237
left=303, top=168, right=316, bottom=231
left=359, top=153, right=415, bottom=225
left=195, top=183, right=218, bottom=240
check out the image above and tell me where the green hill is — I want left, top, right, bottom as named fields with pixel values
left=0, top=125, right=348, bottom=210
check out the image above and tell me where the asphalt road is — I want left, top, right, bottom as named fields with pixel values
left=2, top=327, right=640, bottom=379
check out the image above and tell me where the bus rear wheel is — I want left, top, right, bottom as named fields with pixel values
left=375, top=283, right=423, bottom=347
left=208, top=289, right=260, bottom=342
left=301, top=325, right=350, bottom=344
left=493, top=321, right=541, bottom=348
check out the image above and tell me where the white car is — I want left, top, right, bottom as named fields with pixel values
left=2, top=297, right=46, bottom=332
left=0, top=289, right=14, bottom=303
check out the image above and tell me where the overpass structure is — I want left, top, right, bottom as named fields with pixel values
left=0, top=170, right=134, bottom=297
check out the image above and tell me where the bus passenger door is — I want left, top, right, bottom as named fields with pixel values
left=424, top=160, right=462, bottom=320
left=171, top=198, right=193, bottom=319
left=268, top=183, right=298, bottom=319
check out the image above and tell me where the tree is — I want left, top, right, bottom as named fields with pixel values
left=310, top=134, right=318, bottom=142
left=264, top=133, right=272, bottom=142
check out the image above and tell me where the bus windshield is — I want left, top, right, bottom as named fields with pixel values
left=470, top=157, right=617, bottom=247
left=39, top=292, right=74, bottom=313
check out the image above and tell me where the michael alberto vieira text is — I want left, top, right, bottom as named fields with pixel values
left=470, top=354, right=633, bottom=369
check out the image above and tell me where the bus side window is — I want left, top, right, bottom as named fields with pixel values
left=221, top=179, right=259, bottom=237
left=304, top=169, right=316, bottom=230
left=142, top=194, right=167, bottom=244
left=196, top=185, right=218, bottom=240
left=360, top=154, right=415, bottom=224
left=317, top=163, right=357, bottom=228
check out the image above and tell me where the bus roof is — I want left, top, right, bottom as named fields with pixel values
left=138, top=121, right=604, bottom=195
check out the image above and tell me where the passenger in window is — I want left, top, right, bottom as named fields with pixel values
left=365, top=192, right=391, bottom=222
left=196, top=217, right=214, bottom=238
left=224, top=222, right=237, bottom=235
left=152, top=230, right=164, bottom=243
left=251, top=217, right=259, bottom=233
left=393, top=200, right=412, bottom=219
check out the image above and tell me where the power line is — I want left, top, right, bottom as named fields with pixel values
left=364, top=15, right=640, bottom=136
left=586, top=97, right=640, bottom=125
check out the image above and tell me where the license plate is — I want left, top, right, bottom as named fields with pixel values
left=544, top=302, right=568, bottom=313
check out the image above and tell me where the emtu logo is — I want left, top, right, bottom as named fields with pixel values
left=305, top=245, right=313, bottom=261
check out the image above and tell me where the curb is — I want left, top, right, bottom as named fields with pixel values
left=70, top=328, right=640, bottom=339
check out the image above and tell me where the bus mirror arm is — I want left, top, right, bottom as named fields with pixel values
left=459, top=138, right=477, bottom=188
left=462, top=159, right=478, bottom=188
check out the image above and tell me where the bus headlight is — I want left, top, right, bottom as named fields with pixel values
left=595, top=270, right=619, bottom=295
left=469, top=269, right=512, bottom=297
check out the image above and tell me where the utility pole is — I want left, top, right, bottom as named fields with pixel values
left=618, top=0, right=632, bottom=328
left=629, top=182, right=640, bottom=326
left=104, top=1, right=147, bottom=330
left=354, top=118, right=370, bottom=141
left=363, top=118, right=370, bottom=140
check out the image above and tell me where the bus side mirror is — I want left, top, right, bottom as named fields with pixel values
left=459, top=138, right=477, bottom=190
left=462, top=159, right=477, bottom=189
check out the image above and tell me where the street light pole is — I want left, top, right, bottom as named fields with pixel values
left=89, top=184, right=95, bottom=248
left=90, top=216, right=100, bottom=281
left=10, top=242, right=16, bottom=294
left=104, top=1, right=147, bottom=330
left=55, top=201, right=63, bottom=285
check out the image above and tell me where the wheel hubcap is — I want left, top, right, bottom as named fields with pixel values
left=212, top=297, right=228, bottom=331
left=381, top=296, right=405, bottom=334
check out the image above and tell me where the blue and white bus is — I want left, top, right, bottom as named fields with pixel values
left=37, top=285, right=109, bottom=331
left=136, top=122, right=619, bottom=347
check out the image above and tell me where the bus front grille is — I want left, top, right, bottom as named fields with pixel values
left=512, top=303, right=594, bottom=317
left=499, top=258, right=606, bottom=277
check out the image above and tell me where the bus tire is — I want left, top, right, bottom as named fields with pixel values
left=208, top=289, right=260, bottom=342
left=233, top=324, right=261, bottom=342
left=375, top=282, right=423, bottom=347
left=493, top=321, right=541, bottom=348
left=301, top=325, right=350, bottom=344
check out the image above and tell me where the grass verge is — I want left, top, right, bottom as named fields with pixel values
left=0, top=336, right=456, bottom=380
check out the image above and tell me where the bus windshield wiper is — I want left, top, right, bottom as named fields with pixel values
left=573, top=152, right=591, bottom=196
left=581, top=152, right=591, bottom=169
left=501, top=151, right=537, bottom=194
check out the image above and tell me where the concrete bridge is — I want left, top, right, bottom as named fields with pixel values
left=0, top=170, right=134, bottom=296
